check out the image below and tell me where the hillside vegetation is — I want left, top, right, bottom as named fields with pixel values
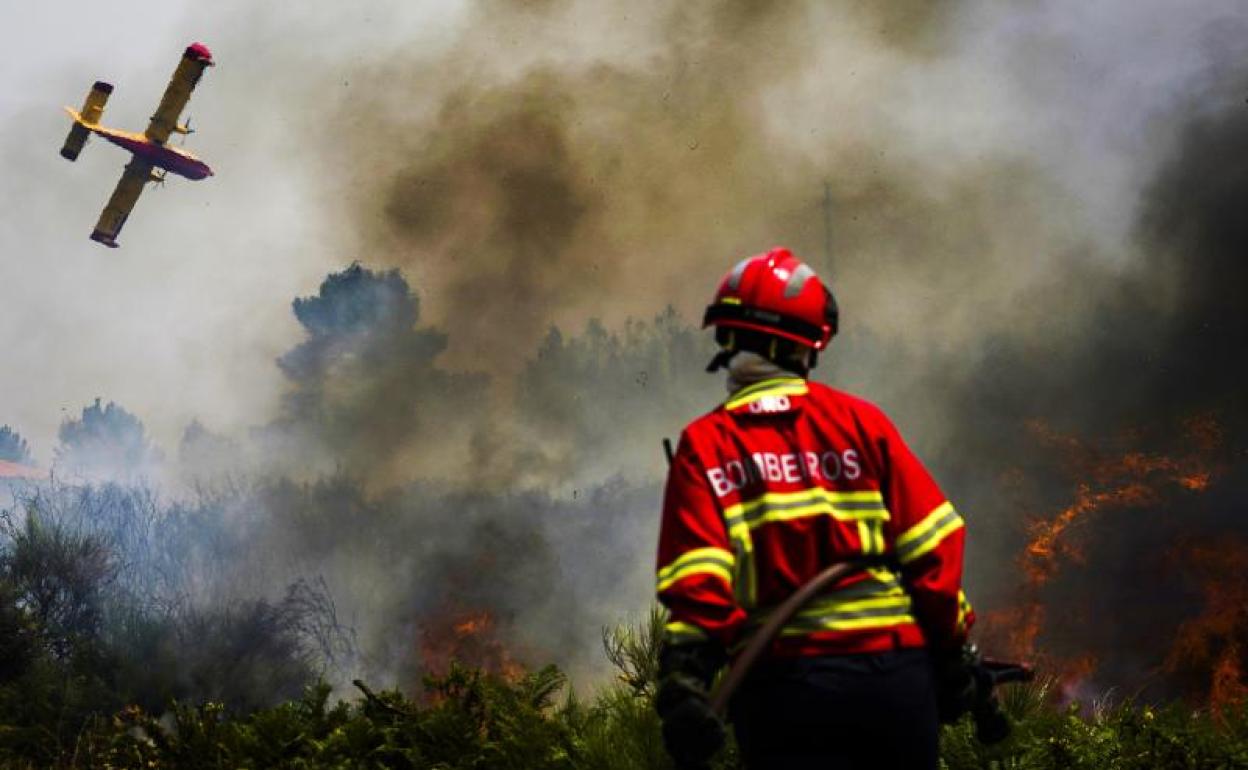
left=1, top=579, right=1245, bottom=770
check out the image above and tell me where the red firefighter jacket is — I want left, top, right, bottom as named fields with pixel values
left=656, top=376, right=974, bottom=658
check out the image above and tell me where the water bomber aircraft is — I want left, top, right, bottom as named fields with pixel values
left=60, top=43, right=214, bottom=248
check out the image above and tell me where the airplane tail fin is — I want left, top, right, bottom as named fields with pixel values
left=60, top=81, right=112, bottom=161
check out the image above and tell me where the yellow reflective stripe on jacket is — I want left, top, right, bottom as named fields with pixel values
left=727, top=535, right=758, bottom=609
left=725, top=376, right=804, bottom=403
left=656, top=547, right=735, bottom=592
left=664, top=620, right=709, bottom=645
left=722, top=489, right=889, bottom=536
left=740, top=568, right=916, bottom=638
left=956, top=589, right=974, bottom=634
left=781, top=595, right=915, bottom=634
left=895, top=501, right=964, bottom=565
left=783, top=568, right=914, bottom=634
left=720, top=488, right=890, bottom=609
left=724, top=377, right=809, bottom=411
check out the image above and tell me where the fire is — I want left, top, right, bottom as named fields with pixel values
left=1019, top=416, right=1222, bottom=590
left=999, top=415, right=1225, bottom=695
left=1057, top=653, right=1099, bottom=704
left=1177, top=473, right=1211, bottom=492
left=1163, top=539, right=1248, bottom=713
left=418, top=606, right=526, bottom=685
left=1210, top=645, right=1248, bottom=715
left=1023, top=480, right=1157, bottom=586
left=454, top=613, right=490, bottom=636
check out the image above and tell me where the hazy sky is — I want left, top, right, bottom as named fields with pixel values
left=2, top=1, right=1244, bottom=465
left=0, top=2, right=470, bottom=462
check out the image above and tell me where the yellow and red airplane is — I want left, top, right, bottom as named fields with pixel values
left=60, top=43, right=214, bottom=248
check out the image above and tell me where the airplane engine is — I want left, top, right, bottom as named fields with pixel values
left=60, top=81, right=113, bottom=161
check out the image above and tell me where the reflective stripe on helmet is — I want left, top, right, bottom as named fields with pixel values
left=726, top=256, right=753, bottom=291
left=783, top=263, right=816, bottom=298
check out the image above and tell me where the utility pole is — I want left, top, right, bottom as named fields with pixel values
left=822, top=181, right=834, bottom=275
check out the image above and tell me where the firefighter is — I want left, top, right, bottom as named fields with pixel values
left=655, top=248, right=977, bottom=769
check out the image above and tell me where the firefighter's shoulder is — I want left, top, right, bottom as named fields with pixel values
left=804, top=381, right=899, bottom=432
left=672, top=398, right=755, bottom=459
left=678, top=403, right=735, bottom=444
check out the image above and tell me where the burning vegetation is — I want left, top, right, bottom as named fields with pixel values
left=0, top=250, right=1245, bottom=766
left=1164, top=538, right=1248, bottom=716
left=420, top=608, right=526, bottom=684
left=989, top=413, right=1229, bottom=695
left=3, top=0, right=1248, bottom=766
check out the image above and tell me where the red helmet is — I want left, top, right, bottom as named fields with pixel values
left=703, top=247, right=838, bottom=350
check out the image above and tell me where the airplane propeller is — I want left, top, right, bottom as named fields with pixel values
left=174, top=116, right=194, bottom=145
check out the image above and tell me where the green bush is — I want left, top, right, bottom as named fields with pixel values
left=41, top=658, right=1248, bottom=770
left=0, top=540, right=1245, bottom=769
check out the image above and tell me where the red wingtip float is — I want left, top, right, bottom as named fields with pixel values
left=59, top=42, right=215, bottom=248
left=185, top=42, right=214, bottom=65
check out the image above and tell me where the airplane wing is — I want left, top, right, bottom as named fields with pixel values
left=90, top=159, right=153, bottom=248
left=144, top=43, right=214, bottom=145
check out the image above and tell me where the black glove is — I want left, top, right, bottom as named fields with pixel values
left=932, top=644, right=977, bottom=724
left=968, top=652, right=1013, bottom=744
left=655, top=642, right=727, bottom=769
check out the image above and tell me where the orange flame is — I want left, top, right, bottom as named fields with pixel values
left=418, top=607, right=526, bottom=685
left=454, top=613, right=490, bottom=636
left=1210, top=644, right=1248, bottom=716
left=1001, top=414, right=1224, bottom=688
left=1164, top=539, right=1248, bottom=712
left=1057, top=653, right=1099, bottom=704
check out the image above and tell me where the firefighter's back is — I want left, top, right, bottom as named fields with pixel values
left=688, top=376, right=941, bottom=767
left=654, top=249, right=970, bottom=770
left=685, top=376, right=933, bottom=658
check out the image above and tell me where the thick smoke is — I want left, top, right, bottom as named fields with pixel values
left=120, top=1, right=1248, bottom=697
left=5, top=0, right=1248, bottom=704
left=56, top=399, right=162, bottom=479
left=290, top=0, right=1248, bottom=698
left=129, top=263, right=672, bottom=684
left=327, top=1, right=983, bottom=377
left=933, top=49, right=1248, bottom=698
left=263, top=263, right=487, bottom=485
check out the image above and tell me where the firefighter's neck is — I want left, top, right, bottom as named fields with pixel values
left=726, top=350, right=808, bottom=393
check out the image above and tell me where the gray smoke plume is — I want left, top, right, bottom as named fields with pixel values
left=56, top=399, right=163, bottom=480
left=289, top=0, right=1248, bottom=697
left=241, top=264, right=681, bottom=683
left=5, top=0, right=1248, bottom=703
left=262, top=263, right=488, bottom=485
left=877, top=19, right=1248, bottom=700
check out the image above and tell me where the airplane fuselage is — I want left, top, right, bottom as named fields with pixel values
left=61, top=42, right=215, bottom=247
left=93, top=125, right=213, bottom=180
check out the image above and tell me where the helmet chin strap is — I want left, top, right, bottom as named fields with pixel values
left=706, top=343, right=814, bottom=379
left=706, top=348, right=738, bottom=373
left=706, top=328, right=816, bottom=378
